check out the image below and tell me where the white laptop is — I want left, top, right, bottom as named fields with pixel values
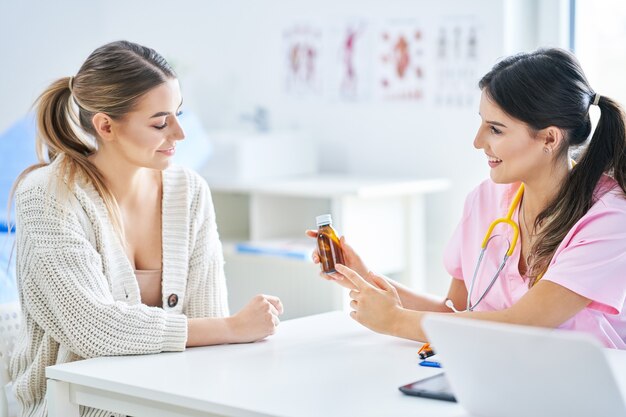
left=421, top=315, right=626, bottom=417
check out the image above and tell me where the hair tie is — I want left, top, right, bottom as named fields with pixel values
left=68, top=76, right=74, bottom=94
left=592, top=93, right=601, bottom=106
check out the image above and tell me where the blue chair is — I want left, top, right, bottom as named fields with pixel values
left=0, top=114, right=36, bottom=417
left=0, top=112, right=36, bottom=305
left=0, top=229, right=16, bottom=305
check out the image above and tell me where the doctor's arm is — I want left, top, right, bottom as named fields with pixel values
left=388, top=275, right=467, bottom=313
left=337, top=264, right=591, bottom=342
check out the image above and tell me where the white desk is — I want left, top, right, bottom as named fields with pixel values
left=46, top=312, right=626, bottom=417
left=46, top=312, right=467, bottom=417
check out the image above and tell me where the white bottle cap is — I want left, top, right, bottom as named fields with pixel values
left=316, top=214, right=332, bottom=227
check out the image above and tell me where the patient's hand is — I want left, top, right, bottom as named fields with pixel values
left=228, top=294, right=283, bottom=342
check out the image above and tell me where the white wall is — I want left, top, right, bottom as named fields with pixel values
left=0, top=0, right=568, bottom=296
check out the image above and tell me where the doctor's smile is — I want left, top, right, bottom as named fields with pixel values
left=486, top=154, right=502, bottom=168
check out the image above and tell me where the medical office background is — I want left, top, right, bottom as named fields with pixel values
left=1, top=0, right=625, bottom=317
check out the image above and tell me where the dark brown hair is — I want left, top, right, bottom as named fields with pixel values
left=479, top=48, right=626, bottom=284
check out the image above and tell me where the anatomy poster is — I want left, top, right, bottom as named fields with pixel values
left=376, top=21, right=425, bottom=101
left=434, top=17, right=481, bottom=107
left=327, top=20, right=371, bottom=101
left=283, top=24, right=323, bottom=97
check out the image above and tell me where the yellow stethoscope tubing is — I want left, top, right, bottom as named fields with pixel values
left=467, top=183, right=525, bottom=311
left=480, top=183, right=524, bottom=257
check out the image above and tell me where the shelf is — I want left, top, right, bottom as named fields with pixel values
left=222, top=239, right=315, bottom=262
left=208, top=174, right=450, bottom=199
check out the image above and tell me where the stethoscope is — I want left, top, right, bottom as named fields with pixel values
left=446, top=183, right=525, bottom=313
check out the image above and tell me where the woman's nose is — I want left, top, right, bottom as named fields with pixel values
left=170, top=116, right=185, bottom=142
left=473, top=128, right=484, bottom=150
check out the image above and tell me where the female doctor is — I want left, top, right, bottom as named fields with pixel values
left=308, top=48, right=626, bottom=348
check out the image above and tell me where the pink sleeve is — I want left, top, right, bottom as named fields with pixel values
left=443, top=191, right=477, bottom=281
left=542, top=209, right=626, bottom=315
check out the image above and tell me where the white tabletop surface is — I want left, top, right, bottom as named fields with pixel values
left=46, top=312, right=469, bottom=417
left=47, top=311, right=626, bottom=417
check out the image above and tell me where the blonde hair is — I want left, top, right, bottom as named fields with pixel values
left=11, top=40, right=176, bottom=239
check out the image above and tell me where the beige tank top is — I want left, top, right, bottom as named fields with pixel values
left=134, top=269, right=163, bottom=307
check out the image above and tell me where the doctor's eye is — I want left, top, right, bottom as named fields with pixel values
left=490, top=126, right=502, bottom=135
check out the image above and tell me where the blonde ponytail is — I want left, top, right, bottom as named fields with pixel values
left=10, top=40, right=177, bottom=242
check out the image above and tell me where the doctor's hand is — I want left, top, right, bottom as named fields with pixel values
left=228, top=294, right=283, bottom=343
left=305, top=230, right=371, bottom=289
left=335, top=264, right=403, bottom=336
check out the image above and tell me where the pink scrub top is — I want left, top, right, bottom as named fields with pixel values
left=443, top=176, right=626, bottom=348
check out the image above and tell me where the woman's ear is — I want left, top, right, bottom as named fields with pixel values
left=91, top=113, right=115, bottom=142
left=541, top=126, right=565, bottom=153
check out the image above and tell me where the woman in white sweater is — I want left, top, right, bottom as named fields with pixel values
left=9, top=40, right=283, bottom=417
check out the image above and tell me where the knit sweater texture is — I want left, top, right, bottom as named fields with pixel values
left=9, top=158, right=229, bottom=417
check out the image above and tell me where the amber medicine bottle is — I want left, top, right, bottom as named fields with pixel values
left=316, top=214, right=345, bottom=273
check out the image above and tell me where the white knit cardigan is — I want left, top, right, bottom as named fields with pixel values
left=9, top=158, right=229, bottom=417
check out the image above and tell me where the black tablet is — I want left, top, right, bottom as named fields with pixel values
left=399, top=373, right=457, bottom=402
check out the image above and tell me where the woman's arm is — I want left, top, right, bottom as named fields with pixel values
left=187, top=294, right=282, bottom=346
left=184, top=176, right=282, bottom=344
left=386, top=276, right=467, bottom=313
left=337, top=264, right=590, bottom=342
left=459, top=280, right=591, bottom=327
